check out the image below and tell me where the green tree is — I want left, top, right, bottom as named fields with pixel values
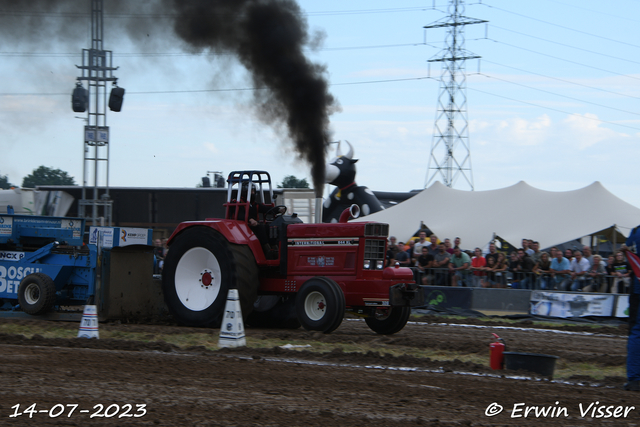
left=0, top=173, right=12, bottom=189
left=278, top=175, right=310, bottom=189
left=22, top=166, right=76, bottom=188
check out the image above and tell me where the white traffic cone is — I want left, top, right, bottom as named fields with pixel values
left=218, top=288, right=246, bottom=348
left=77, top=305, right=99, bottom=339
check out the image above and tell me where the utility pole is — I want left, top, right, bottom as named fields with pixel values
left=424, top=0, right=486, bottom=190
left=75, top=0, right=118, bottom=226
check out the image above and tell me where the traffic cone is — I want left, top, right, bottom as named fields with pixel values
left=77, top=305, right=99, bottom=338
left=218, top=288, right=246, bottom=348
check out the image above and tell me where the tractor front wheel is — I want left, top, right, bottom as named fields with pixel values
left=365, top=306, right=411, bottom=335
left=18, top=273, right=57, bottom=315
left=295, top=277, right=344, bottom=333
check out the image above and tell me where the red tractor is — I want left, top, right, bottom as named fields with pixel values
left=162, top=171, right=423, bottom=334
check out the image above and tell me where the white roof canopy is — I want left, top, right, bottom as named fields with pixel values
left=355, top=181, right=640, bottom=250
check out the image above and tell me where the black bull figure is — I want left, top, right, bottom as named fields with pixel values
left=322, top=140, right=385, bottom=223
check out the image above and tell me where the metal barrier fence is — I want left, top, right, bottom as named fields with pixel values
left=413, top=267, right=631, bottom=294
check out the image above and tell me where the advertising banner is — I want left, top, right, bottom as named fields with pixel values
left=614, top=294, right=630, bottom=318
left=530, top=291, right=615, bottom=318
left=89, top=227, right=152, bottom=248
left=423, top=287, right=472, bottom=311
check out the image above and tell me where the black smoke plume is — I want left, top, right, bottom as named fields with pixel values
left=0, top=0, right=337, bottom=196
left=166, top=0, right=336, bottom=196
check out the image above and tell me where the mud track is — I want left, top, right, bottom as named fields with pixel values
left=0, top=315, right=636, bottom=426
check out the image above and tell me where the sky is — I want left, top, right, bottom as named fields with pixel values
left=1, top=0, right=640, bottom=211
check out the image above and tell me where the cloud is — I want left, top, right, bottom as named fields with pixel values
left=203, top=142, right=219, bottom=154
left=470, top=114, right=553, bottom=147
left=470, top=112, right=632, bottom=152
left=562, top=113, right=626, bottom=149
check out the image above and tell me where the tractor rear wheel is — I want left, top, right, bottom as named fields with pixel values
left=295, top=277, right=344, bottom=333
left=365, top=306, right=411, bottom=335
left=162, top=227, right=258, bottom=327
left=18, top=273, right=57, bottom=315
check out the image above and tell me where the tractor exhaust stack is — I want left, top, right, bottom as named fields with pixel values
left=314, top=197, right=323, bottom=223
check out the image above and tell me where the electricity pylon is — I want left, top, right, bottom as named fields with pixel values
left=424, top=0, right=486, bottom=190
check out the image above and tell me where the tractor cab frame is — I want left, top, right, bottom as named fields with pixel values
left=224, top=171, right=275, bottom=222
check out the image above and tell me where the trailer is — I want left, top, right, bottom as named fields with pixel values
left=0, top=213, right=97, bottom=314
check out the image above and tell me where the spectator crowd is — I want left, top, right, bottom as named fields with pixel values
left=386, top=233, right=632, bottom=294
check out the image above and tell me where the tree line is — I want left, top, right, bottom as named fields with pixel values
left=0, top=166, right=76, bottom=189
left=0, top=168, right=310, bottom=190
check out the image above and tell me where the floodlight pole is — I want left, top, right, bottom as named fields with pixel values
left=424, top=0, right=486, bottom=190
left=76, top=0, right=118, bottom=226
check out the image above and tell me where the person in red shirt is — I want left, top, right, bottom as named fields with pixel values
left=470, top=247, right=487, bottom=287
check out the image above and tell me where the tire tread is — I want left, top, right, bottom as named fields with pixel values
left=162, top=227, right=259, bottom=327
left=365, top=306, right=411, bottom=335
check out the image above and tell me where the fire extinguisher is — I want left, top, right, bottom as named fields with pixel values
left=490, top=333, right=505, bottom=370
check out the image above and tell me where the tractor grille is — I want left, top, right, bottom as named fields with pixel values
left=364, top=239, right=386, bottom=260
left=364, top=223, right=389, bottom=237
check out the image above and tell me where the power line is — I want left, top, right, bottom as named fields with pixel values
left=128, top=87, right=261, bottom=94
left=0, top=10, right=86, bottom=18
left=2, top=73, right=639, bottom=133
left=0, top=76, right=435, bottom=96
left=467, top=86, right=640, bottom=132
left=481, top=3, right=640, bottom=50
left=317, top=42, right=428, bottom=51
left=304, top=6, right=430, bottom=16
left=2, top=69, right=635, bottom=121
left=482, top=59, right=640, bottom=101
left=0, top=41, right=432, bottom=58
left=331, top=76, right=433, bottom=86
left=488, top=38, right=640, bottom=82
left=0, top=52, right=80, bottom=57
left=0, top=51, right=230, bottom=58
left=544, top=0, right=640, bottom=25
left=490, top=24, right=640, bottom=67
left=0, top=6, right=431, bottom=19
left=477, top=72, right=640, bottom=118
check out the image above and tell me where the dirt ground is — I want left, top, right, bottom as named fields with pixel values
left=0, top=315, right=637, bottom=426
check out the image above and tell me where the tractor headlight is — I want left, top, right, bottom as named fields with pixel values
left=364, top=259, right=371, bottom=269
left=376, top=260, right=384, bottom=270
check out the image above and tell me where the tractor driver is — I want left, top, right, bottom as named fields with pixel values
left=241, top=182, right=270, bottom=226
left=240, top=182, right=284, bottom=259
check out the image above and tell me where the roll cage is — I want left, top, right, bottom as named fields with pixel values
left=224, top=170, right=275, bottom=222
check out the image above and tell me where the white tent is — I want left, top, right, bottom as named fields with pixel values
left=355, top=181, right=640, bottom=250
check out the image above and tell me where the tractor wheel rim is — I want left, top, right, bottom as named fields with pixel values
left=304, top=291, right=327, bottom=321
left=373, top=307, right=391, bottom=321
left=175, top=247, right=222, bottom=311
left=24, top=283, right=41, bottom=305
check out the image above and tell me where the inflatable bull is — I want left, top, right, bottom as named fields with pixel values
left=323, top=140, right=385, bottom=223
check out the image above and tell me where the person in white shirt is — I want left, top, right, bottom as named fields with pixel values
left=569, top=250, right=590, bottom=291
left=413, top=231, right=429, bottom=259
